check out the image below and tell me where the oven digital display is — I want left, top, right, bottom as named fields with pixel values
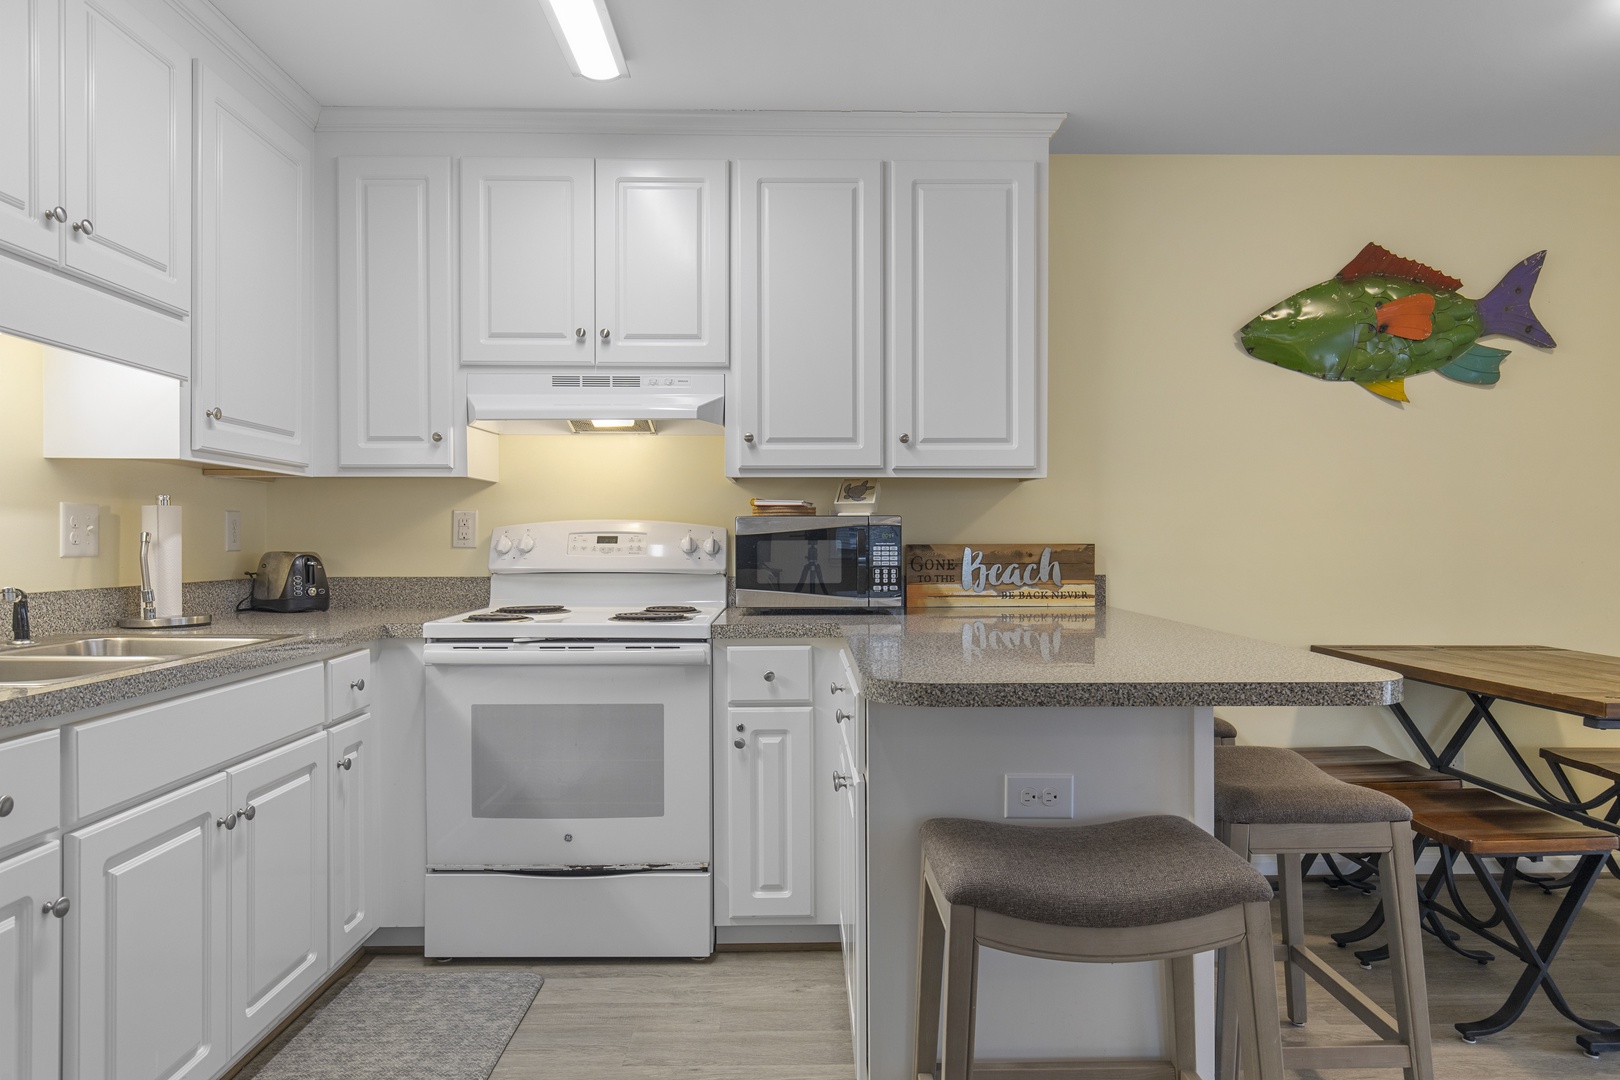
left=597, top=535, right=617, bottom=544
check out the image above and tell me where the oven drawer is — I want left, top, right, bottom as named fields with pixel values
left=727, top=645, right=812, bottom=704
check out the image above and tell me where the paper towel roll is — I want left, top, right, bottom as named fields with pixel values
left=140, top=500, right=183, bottom=617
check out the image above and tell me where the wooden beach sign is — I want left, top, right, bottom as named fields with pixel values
left=904, top=543, right=1097, bottom=609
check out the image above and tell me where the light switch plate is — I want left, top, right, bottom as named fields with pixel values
left=1004, top=773, right=1075, bottom=819
left=452, top=510, right=478, bottom=549
left=59, top=502, right=100, bottom=557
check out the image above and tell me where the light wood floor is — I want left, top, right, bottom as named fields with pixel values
left=242, top=875, right=1620, bottom=1079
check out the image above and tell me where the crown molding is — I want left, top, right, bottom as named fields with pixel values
left=163, top=0, right=322, bottom=129
left=315, top=108, right=1068, bottom=139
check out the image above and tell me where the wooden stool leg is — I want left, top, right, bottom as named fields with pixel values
left=1380, top=822, right=1435, bottom=1080
left=940, top=902, right=979, bottom=1080
left=1169, top=954, right=1199, bottom=1078
left=914, top=858, right=947, bottom=1080
left=1216, top=945, right=1239, bottom=1080
left=1241, top=899, right=1286, bottom=1080
left=1277, top=843, right=1308, bottom=1026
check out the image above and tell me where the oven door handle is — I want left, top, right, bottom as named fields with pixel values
left=423, top=642, right=711, bottom=666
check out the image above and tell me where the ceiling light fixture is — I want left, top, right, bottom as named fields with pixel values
left=541, top=0, right=628, bottom=81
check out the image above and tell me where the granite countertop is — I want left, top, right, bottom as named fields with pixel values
left=0, top=605, right=464, bottom=731
left=717, top=607, right=1402, bottom=708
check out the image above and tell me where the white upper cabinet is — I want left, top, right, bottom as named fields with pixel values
left=595, top=159, right=728, bottom=366
left=337, top=156, right=455, bottom=469
left=61, top=0, right=191, bottom=313
left=890, top=161, right=1038, bottom=472
left=0, top=0, right=62, bottom=263
left=733, top=160, right=884, bottom=473
left=459, top=157, right=594, bottom=365
left=193, top=65, right=310, bottom=468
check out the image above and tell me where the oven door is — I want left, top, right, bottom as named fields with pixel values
left=425, top=642, right=711, bottom=870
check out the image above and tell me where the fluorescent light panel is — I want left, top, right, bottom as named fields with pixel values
left=542, top=0, right=628, bottom=81
left=568, top=419, right=656, bottom=434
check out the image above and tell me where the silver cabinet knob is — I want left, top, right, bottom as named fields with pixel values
left=218, top=812, right=238, bottom=830
left=42, top=896, right=70, bottom=918
left=743, top=433, right=754, bottom=443
left=350, top=678, right=366, bottom=691
left=337, top=754, right=355, bottom=771
left=762, top=670, right=775, bottom=682
left=44, top=206, right=66, bottom=223
left=832, top=772, right=851, bottom=792
left=733, top=738, right=746, bottom=749
left=830, top=682, right=847, bottom=694
left=240, top=804, right=256, bottom=822
left=207, top=407, right=223, bottom=421
left=0, top=795, right=12, bottom=817
left=431, top=432, right=443, bottom=443
left=835, top=709, right=852, bottom=724
left=72, top=219, right=93, bottom=235
left=575, top=327, right=586, bottom=339
left=599, top=328, right=610, bottom=340
left=899, top=433, right=910, bottom=444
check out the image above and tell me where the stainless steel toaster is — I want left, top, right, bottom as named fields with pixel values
left=249, top=552, right=330, bottom=612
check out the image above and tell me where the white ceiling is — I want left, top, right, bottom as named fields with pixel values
left=209, top=0, right=1620, bottom=154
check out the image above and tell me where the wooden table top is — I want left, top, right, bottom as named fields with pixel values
left=1309, top=645, right=1620, bottom=720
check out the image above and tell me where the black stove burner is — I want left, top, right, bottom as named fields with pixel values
left=644, top=605, right=699, bottom=614
left=493, top=605, right=570, bottom=615
left=611, top=610, right=694, bottom=622
left=463, top=612, right=529, bottom=623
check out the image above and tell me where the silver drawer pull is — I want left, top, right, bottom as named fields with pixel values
left=830, top=682, right=846, bottom=695
left=835, top=709, right=852, bottom=724
left=73, top=218, right=93, bottom=235
left=350, top=678, right=366, bottom=691
left=337, top=754, right=355, bottom=771
left=762, top=670, right=776, bottom=682
left=42, top=896, right=70, bottom=918
left=0, top=794, right=12, bottom=817
left=240, top=804, right=256, bottom=822
left=832, top=771, right=851, bottom=792
left=733, top=738, right=746, bottom=750
left=218, top=812, right=238, bottom=830
left=575, top=327, right=586, bottom=338
left=44, top=206, right=66, bottom=223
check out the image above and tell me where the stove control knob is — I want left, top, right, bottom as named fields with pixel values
left=494, top=534, right=514, bottom=555
left=517, top=533, right=535, bottom=554
left=679, top=534, right=698, bottom=555
left=703, top=536, right=722, bottom=557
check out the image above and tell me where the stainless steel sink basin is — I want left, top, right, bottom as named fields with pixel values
left=0, top=655, right=170, bottom=685
left=15, top=636, right=270, bottom=658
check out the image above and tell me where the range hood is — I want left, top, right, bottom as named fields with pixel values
left=465, top=372, right=724, bottom=435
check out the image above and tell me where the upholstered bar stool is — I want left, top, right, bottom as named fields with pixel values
left=1213, top=715, right=1239, bottom=746
left=914, top=815, right=1283, bottom=1080
left=1214, top=746, right=1434, bottom=1080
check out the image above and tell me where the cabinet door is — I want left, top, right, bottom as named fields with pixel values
left=61, top=0, right=191, bottom=312
left=227, top=732, right=327, bottom=1056
left=337, top=156, right=454, bottom=469
left=0, top=841, right=62, bottom=1080
left=890, top=161, right=1037, bottom=471
left=65, top=773, right=230, bottom=1080
left=0, top=0, right=62, bottom=263
left=595, top=159, right=728, bottom=366
left=460, top=157, right=594, bottom=365
left=835, top=741, right=868, bottom=1080
left=193, top=65, right=311, bottom=467
left=727, top=706, right=815, bottom=918
left=734, top=161, right=884, bottom=473
left=327, top=712, right=375, bottom=962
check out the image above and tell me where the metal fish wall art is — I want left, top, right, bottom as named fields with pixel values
left=1238, top=243, right=1555, bottom=401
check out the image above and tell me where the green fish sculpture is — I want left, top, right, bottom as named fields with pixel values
left=1239, top=243, right=1555, bottom=401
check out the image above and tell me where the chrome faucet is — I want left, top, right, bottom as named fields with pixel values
left=1, top=587, right=31, bottom=645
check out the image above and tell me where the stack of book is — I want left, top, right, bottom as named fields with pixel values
left=749, top=499, right=817, bottom=517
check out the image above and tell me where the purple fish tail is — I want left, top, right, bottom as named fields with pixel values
left=1477, top=251, right=1555, bottom=347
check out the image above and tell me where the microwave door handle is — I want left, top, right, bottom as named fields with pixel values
left=855, top=527, right=872, bottom=599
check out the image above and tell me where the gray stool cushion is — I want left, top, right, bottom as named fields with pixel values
left=1213, top=715, right=1239, bottom=740
left=1215, top=745, right=1412, bottom=825
left=919, top=815, right=1273, bottom=929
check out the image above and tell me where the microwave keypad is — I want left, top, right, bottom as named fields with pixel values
left=872, top=541, right=901, bottom=593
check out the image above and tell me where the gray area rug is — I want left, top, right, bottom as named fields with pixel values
left=247, top=971, right=543, bottom=1080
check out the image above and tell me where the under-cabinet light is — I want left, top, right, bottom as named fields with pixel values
left=568, top=419, right=656, bottom=434
left=542, top=0, right=629, bottom=81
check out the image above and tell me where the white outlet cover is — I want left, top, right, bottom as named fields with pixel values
left=224, top=510, right=242, bottom=552
left=1004, top=773, right=1075, bottom=819
left=452, top=510, right=478, bottom=549
left=59, top=502, right=100, bottom=558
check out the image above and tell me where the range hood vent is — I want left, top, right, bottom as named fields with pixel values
left=466, top=372, right=725, bottom=435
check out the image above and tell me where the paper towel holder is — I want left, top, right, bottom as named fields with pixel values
left=119, top=530, right=212, bottom=629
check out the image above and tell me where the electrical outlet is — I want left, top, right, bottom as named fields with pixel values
left=59, top=502, right=100, bottom=558
left=224, top=510, right=241, bottom=552
left=452, top=510, right=478, bottom=549
left=1004, top=773, right=1075, bottom=819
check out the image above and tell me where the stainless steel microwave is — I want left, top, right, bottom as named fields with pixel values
left=733, top=516, right=902, bottom=610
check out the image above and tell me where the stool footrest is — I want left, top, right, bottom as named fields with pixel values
left=1282, top=1044, right=1415, bottom=1071
left=963, top=1058, right=1181, bottom=1080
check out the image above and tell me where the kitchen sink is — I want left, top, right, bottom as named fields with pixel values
left=0, top=633, right=296, bottom=688
left=14, top=635, right=271, bottom=658
left=0, top=655, right=171, bottom=685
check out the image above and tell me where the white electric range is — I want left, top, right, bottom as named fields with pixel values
left=421, top=519, right=728, bottom=959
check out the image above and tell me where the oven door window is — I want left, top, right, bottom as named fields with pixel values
left=736, top=528, right=865, bottom=600
left=470, top=704, right=665, bottom=818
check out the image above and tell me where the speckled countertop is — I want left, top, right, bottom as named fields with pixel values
left=716, top=607, right=1402, bottom=708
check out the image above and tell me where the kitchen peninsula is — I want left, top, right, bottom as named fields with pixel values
left=713, top=606, right=1400, bottom=1079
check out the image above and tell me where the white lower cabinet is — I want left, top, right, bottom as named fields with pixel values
left=227, top=732, right=328, bottom=1056
left=65, top=772, right=231, bottom=1080
left=0, top=840, right=63, bottom=1080
left=327, top=711, right=376, bottom=961
left=835, top=738, right=868, bottom=1080
left=726, top=706, right=816, bottom=918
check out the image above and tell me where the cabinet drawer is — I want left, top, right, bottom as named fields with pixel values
left=0, top=730, right=60, bottom=853
left=64, top=663, right=324, bottom=824
left=327, top=650, right=373, bottom=721
left=727, top=646, right=813, bottom=704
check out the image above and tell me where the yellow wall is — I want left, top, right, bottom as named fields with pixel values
left=0, top=334, right=269, bottom=590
